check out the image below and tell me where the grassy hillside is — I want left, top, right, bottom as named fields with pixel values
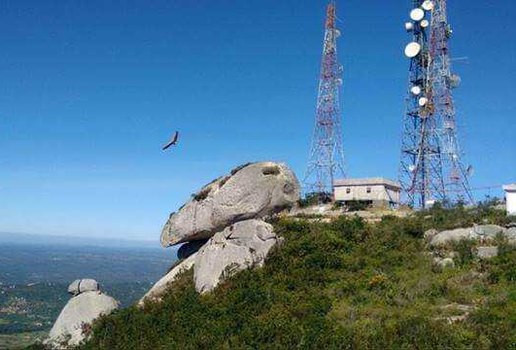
left=32, top=205, right=515, bottom=349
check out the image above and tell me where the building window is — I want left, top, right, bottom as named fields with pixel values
left=366, top=187, right=371, bottom=193
left=346, top=188, right=351, bottom=194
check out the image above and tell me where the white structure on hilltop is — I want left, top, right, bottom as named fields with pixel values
left=503, top=184, right=516, bottom=215
left=334, top=178, right=401, bottom=208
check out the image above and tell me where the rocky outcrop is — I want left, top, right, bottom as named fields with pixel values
left=46, top=280, right=118, bottom=348
left=67, top=279, right=99, bottom=296
left=140, top=162, right=299, bottom=305
left=476, top=246, right=499, bottom=259
left=429, top=225, right=508, bottom=246
left=194, top=219, right=279, bottom=294
left=160, top=162, right=300, bottom=247
left=138, top=253, right=197, bottom=305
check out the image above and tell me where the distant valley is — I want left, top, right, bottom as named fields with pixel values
left=0, top=236, right=175, bottom=348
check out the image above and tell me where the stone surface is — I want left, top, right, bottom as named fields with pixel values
left=424, top=229, right=438, bottom=242
left=160, top=162, right=300, bottom=247
left=476, top=246, right=499, bottom=259
left=430, top=225, right=507, bottom=246
left=433, top=257, right=455, bottom=269
left=506, top=227, right=516, bottom=243
left=46, top=291, right=118, bottom=348
left=194, top=219, right=278, bottom=294
left=67, top=279, right=99, bottom=296
left=138, top=253, right=197, bottom=306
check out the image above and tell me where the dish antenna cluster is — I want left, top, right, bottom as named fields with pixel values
left=399, top=0, right=473, bottom=208
left=403, top=1, right=435, bottom=110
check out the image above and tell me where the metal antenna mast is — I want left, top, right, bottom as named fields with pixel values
left=400, top=0, right=473, bottom=208
left=428, top=0, right=474, bottom=204
left=305, top=2, right=346, bottom=198
left=399, top=0, right=446, bottom=208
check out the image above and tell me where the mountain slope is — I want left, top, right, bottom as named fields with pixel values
left=33, top=206, right=516, bottom=349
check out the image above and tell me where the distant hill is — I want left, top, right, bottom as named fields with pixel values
left=0, top=232, right=160, bottom=249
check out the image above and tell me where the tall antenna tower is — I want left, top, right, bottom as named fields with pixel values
left=305, top=2, right=346, bottom=198
left=399, top=0, right=472, bottom=208
left=399, top=0, right=446, bottom=208
left=428, top=0, right=474, bottom=204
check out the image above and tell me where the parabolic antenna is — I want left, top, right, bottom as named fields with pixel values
left=420, top=19, right=430, bottom=28
left=422, top=1, right=435, bottom=11
left=409, top=165, right=416, bottom=172
left=410, top=8, right=425, bottom=21
left=405, top=22, right=414, bottom=31
left=411, top=86, right=422, bottom=95
left=404, top=42, right=421, bottom=58
left=449, top=74, right=461, bottom=88
left=418, top=97, right=429, bottom=106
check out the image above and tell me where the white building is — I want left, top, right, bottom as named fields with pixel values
left=334, top=178, right=401, bottom=208
left=503, top=184, right=516, bottom=215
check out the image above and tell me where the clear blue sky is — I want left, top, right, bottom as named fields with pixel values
left=1, top=0, right=515, bottom=240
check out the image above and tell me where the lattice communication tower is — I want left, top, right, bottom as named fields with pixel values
left=304, top=2, right=346, bottom=198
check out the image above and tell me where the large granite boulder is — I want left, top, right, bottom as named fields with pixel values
left=46, top=282, right=118, bottom=348
left=194, top=219, right=279, bottom=294
left=160, top=162, right=300, bottom=247
left=430, top=225, right=507, bottom=246
left=138, top=253, right=197, bottom=306
left=67, top=279, right=99, bottom=296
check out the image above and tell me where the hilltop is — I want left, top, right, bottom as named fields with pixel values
left=30, top=203, right=515, bottom=349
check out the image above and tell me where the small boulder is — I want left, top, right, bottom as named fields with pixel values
left=139, top=253, right=197, bottom=306
left=433, top=257, right=455, bottom=269
left=476, top=246, right=498, bottom=259
left=46, top=283, right=118, bottom=348
left=424, top=229, right=438, bottom=242
left=430, top=225, right=506, bottom=246
left=160, top=162, right=300, bottom=247
left=506, top=227, right=516, bottom=243
left=67, top=279, right=99, bottom=296
left=194, top=219, right=279, bottom=294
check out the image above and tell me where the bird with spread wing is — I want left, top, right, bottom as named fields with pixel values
left=162, top=131, right=179, bottom=151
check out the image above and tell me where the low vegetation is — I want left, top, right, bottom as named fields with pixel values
left=30, top=206, right=515, bottom=349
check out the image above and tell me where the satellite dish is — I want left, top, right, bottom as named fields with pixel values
left=410, top=8, right=425, bottom=21
left=409, top=165, right=416, bottom=172
left=335, top=29, right=341, bottom=37
left=420, top=19, right=430, bottom=28
left=422, top=0, right=435, bottom=11
left=411, top=86, right=422, bottom=95
left=466, top=165, right=474, bottom=177
left=405, top=42, right=421, bottom=58
left=418, top=97, right=428, bottom=106
left=405, top=22, right=414, bottom=31
left=449, top=74, right=461, bottom=88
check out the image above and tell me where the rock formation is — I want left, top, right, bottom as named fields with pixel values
left=194, top=219, right=280, bottom=293
left=429, top=224, right=510, bottom=246
left=139, top=253, right=197, bottom=305
left=160, top=162, right=300, bottom=247
left=141, top=162, right=299, bottom=304
left=67, top=279, right=99, bottom=296
left=46, top=279, right=118, bottom=348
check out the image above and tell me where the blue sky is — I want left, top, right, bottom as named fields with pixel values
left=1, top=0, right=515, bottom=240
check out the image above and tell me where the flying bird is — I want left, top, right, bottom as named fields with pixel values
left=162, top=131, right=179, bottom=151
